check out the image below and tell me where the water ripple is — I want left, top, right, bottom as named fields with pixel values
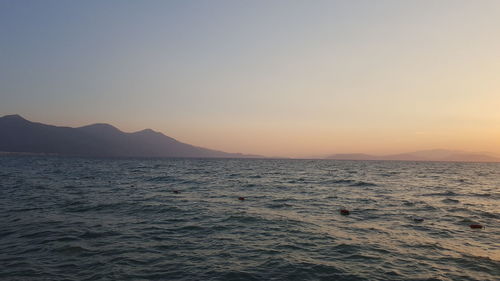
left=0, top=156, right=499, bottom=280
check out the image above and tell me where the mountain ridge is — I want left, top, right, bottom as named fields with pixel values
left=0, top=114, right=261, bottom=158
left=326, top=149, right=500, bottom=162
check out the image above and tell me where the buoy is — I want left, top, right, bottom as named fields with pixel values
left=470, top=224, right=483, bottom=229
left=413, top=217, right=424, bottom=223
left=340, top=209, right=350, bottom=215
left=173, top=190, right=179, bottom=194
left=238, top=197, right=245, bottom=201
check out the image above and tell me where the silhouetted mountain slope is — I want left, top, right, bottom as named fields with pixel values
left=326, top=149, right=500, bottom=162
left=324, top=153, right=379, bottom=161
left=0, top=114, right=259, bottom=158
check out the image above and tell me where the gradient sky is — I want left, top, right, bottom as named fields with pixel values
left=1, top=0, right=500, bottom=157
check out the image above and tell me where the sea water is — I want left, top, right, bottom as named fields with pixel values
left=0, top=156, right=499, bottom=280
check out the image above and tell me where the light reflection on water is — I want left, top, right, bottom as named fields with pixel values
left=0, top=156, right=499, bottom=280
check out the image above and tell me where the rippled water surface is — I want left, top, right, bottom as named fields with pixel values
left=1, top=156, right=499, bottom=280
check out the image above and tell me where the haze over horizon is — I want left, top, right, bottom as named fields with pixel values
left=2, top=1, right=500, bottom=158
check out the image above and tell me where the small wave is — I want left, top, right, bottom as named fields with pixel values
left=332, top=243, right=364, bottom=254
left=272, top=198, right=300, bottom=203
left=441, top=198, right=460, bottom=204
left=223, top=215, right=262, bottom=224
left=147, top=176, right=178, bottom=182
left=53, top=245, right=94, bottom=255
left=79, top=230, right=119, bottom=239
left=267, top=203, right=293, bottom=209
left=447, top=207, right=470, bottom=213
left=470, top=193, right=494, bottom=198
left=476, top=210, right=500, bottom=219
left=413, top=203, right=440, bottom=211
left=458, top=218, right=476, bottom=224
left=133, top=204, right=184, bottom=215
left=423, top=191, right=459, bottom=197
left=402, top=201, right=415, bottom=206
left=350, top=181, right=377, bottom=187
left=330, top=179, right=355, bottom=184
left=130, top=169, right=145, bottom=173
left=177, top=225, right=206, bottom=232
left=65, top=201, right=130, bottom=213
left=20, top=230, right=60, bottom=239
left=326, top=179, right=377, bottom=187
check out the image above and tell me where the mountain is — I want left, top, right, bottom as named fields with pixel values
left=323, top=153, right=380, bottom=161
left=0, top=114, right=260, bottom=158
left=326, top=149, right=500, bottom=162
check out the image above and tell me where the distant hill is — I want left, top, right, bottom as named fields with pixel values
left=0, top=114, right=261, bottom=158
left=326, top=149, right=500, bottom=162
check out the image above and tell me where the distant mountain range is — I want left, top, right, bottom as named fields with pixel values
left=0, top=114, right=260, bottom=158
left=326, top=149, right=500, bottom=162
left=3, top=114, right=498, bottom=162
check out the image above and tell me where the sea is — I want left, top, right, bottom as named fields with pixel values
left=0, top=156, right=498, bottom=281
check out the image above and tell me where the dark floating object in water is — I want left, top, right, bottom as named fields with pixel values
left=340, top=209, right=350, bottom=215
left=470, top=224, right=483, bottom=229
left=173, top=190, right=180, bottom=194
left=238, top=197, right=245, bottom=201
left=413, top=217, right=424, bottom=223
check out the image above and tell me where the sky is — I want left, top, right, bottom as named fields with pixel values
left=1, top=0, right=500, bottom=158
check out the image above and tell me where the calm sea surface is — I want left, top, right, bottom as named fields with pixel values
left=0, top=156, right=499, bottom=281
